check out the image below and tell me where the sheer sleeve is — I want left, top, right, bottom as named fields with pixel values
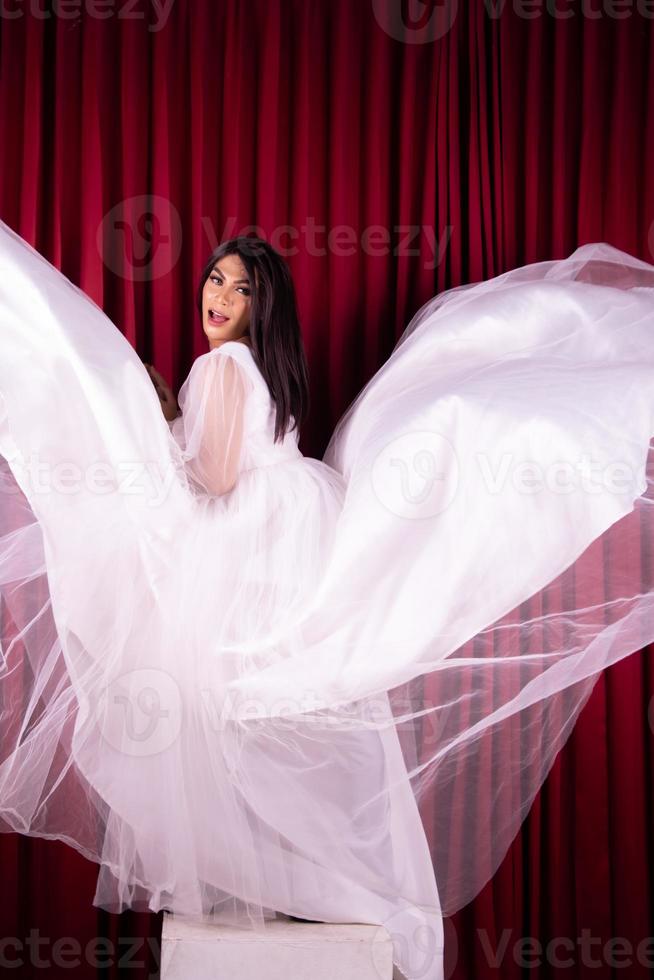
left=168, top=349, right=253, bottom=497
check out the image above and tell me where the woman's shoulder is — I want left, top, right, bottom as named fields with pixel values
left=210, top=339, right=255, bottom=360
left=201, top=340, right=264, bottom=388
left=197, top=340, right=253, bottom=367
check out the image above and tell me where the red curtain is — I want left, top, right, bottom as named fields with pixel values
left=1, top=1, right=653, bottom=976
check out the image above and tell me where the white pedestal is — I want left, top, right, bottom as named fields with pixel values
left=160, top=913, right=395, bottom=980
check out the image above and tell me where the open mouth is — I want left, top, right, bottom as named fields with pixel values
left=208, top=309, right=230, bottom=324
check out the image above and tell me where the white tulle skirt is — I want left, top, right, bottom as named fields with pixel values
left=1, top=218, right=654, bottom=980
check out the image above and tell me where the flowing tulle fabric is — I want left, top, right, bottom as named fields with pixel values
left=1, top=218, right=654, bottom=980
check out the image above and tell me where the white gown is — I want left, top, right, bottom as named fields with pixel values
left=1, top=217, right=654, bottom=980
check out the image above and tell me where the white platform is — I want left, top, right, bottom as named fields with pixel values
left=161, top=913, right=395, bottom=980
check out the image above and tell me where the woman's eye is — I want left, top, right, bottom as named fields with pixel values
left=208, top=274, right=249, bottom=296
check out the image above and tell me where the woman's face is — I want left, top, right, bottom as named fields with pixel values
left=202, top=253, right=253, bottom=348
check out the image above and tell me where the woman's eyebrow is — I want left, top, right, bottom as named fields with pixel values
left=211, top=264, right=250, bottom=285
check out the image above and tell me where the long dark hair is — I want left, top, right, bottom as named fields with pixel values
left=196, top=237, right=310, bottom=444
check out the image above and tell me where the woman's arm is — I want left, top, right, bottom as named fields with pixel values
left=187, top=355, right=248, bottom=496
left=168, top=352, right=252, bottom=497
left=145, top=363, right=180, bottom=422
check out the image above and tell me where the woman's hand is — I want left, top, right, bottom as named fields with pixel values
left=144, top=363, right=179, bottom=422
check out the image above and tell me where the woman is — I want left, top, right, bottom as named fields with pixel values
left=1, top=221, right=654, bottom=980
